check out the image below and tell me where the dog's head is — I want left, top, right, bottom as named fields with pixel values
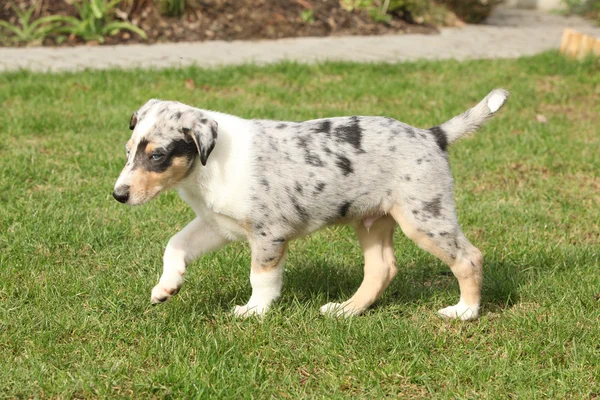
left=113, top=100, right=218, bottom=205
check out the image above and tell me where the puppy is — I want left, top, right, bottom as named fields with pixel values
left=113, top=89, right=508, bottom=319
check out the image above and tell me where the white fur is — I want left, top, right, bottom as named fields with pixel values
left=234, top=266, right=284, bottom=318
left=176, top=111, right=257, bottom=240
left=487, top=91, right=506, bottom=113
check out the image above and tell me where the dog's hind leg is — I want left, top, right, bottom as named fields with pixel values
left=151, top=217, right=230, bottom=304
left=320, top=216, right=397, bottom=317
left=234, top=238, right=288, bottom=318
left=389, top=202, right=482, bottom=320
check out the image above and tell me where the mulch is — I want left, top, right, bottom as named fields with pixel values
left=0, top=0, right=439, bottom=47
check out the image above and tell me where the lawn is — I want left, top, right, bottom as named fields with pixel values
left=0, top=52, right=599, bottom=398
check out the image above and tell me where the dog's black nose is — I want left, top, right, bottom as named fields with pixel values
left=113, top=186, right=130, bottom=204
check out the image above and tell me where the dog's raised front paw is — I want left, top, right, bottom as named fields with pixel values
left=438, top=302, right=479, bottom=320
left=150, top=284, right=180, bottom=304
left=319, top=302, right=363, bottom=318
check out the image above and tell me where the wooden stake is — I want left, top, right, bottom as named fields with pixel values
left=560, top=28, right=600, bottom=59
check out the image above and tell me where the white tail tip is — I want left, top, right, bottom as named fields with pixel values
left=487, top=89, right=509, bottom=113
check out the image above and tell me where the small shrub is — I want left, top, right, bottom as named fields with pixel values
left=386, top=0, right=453, bottom=25
left=0, top=5, right=66, bottom=44
left=156, top=0, right=186, bottom=17
left=52, top=0, right=147, bottom=43
left=439, top=0, right=504, bottom=24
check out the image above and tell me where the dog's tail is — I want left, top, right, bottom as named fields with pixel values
left=432, top=89, right=509, bottom=147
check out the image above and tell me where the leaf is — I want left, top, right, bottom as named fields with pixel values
left=91, top=0, right=104, bottom=19
left=0, top=21, right=24, bottom=37
left=102, top=21, right=147, bottom=39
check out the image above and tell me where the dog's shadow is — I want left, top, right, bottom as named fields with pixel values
left=194, top=248, right=523, bottom=317
left=281, top=256, right=521, bottom=313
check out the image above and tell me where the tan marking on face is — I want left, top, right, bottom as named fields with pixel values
left=128, top=156, right=190, bottom=203
left=145, top=142, right=157, bottom=154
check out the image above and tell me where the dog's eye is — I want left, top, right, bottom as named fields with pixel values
left=151, top=153, right=164, bottom=161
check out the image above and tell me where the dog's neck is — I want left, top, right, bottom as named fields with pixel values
left=176, top=109, right=255, bottom=221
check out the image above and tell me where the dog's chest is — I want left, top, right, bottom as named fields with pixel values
left=178, top=187, right=248, bottom=240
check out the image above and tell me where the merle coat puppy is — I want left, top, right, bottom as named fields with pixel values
left=113, top=89, right=509, bottom=319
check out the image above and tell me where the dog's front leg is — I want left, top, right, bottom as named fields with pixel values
left=234, top=238, right=288, bottom=318
left=151, top=217, right=229, bottom=304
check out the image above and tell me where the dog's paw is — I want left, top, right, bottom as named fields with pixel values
left=233, top=304, right=269, bottom=319
left=150, top=284, right=180, bottom=304
left=319, top=302, right=363, bottom=318
left=438, top=302, right=479, bottom=321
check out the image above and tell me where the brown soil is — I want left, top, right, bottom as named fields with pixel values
left=1, top=0, right=439, bottom=47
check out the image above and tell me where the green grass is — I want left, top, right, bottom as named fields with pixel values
left=1, top=52, right=599, bottom=398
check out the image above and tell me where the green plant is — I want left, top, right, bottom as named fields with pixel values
left=156, top=0, right=186, bottom=17
left=439, top=0, right=504, bottom=24
left=52, top=0, right=147, bottom=43
left=0, top=5, right=66, bottom=44
left=340, top=0, right=375, bottom=12
left=562, top=0, right=600, bottom=22
left=300, top=9, right=315, bottom=24
left=340, top=0, right=453, bottom=26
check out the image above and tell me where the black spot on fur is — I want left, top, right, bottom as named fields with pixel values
left=273, top=238, right=285, bottom=244
left=406, top=128, right=416, bottom=138
left=389, top=146, right=396, bottom=152
left=295, top=182, right=303, bottom=194
left=333, top=116, right=364, bottom=152
left=427, top=232, right=435, bottom=238
left=423, top=196, right=442, bottom=218
left=264, top=256, right=276, bottom=263
left=276, top=123, right=287, bottom=129
left=314, top=120, right=331, bottom=134
left=268, top=137, right=278, bottom=152
left=439, top=231, right=449, bottom=237
left=260, top=232, right=267, bottom=237
left=335, top=155, right=354, bottom=176
left=404, top=175, right=411, bottom=181
left=339, top=201, right=352, bottom=217
left=172, top=111, right=182, bottom=120
left=289, top=195, right=309, bottom=222
left=296, top=135, right=311, bottom=149
left=417, top=158, right=422, bottom=165
left=260, top=179, right=270, bottom=190
left=305, top=154, right=324, bottom=167
left=315, top=182, right=326, bottom=193
left=429, top=126, right=448, bottom=151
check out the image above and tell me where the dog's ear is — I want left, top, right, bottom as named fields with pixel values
left=129, top=113, right=138, bottom=130
left=182, top=114, right=218, bottom=166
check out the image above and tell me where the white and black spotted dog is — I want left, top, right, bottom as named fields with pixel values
left=113, top=89, right=509, bottom=320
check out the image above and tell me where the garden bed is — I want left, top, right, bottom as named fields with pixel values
left=0, top=0, right=465, bottom=47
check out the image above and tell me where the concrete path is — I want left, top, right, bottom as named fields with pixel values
left=1, top=7, right=599, bottom=72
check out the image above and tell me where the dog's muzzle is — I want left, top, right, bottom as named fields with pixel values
left=113, top=185, right=130, bottom=204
